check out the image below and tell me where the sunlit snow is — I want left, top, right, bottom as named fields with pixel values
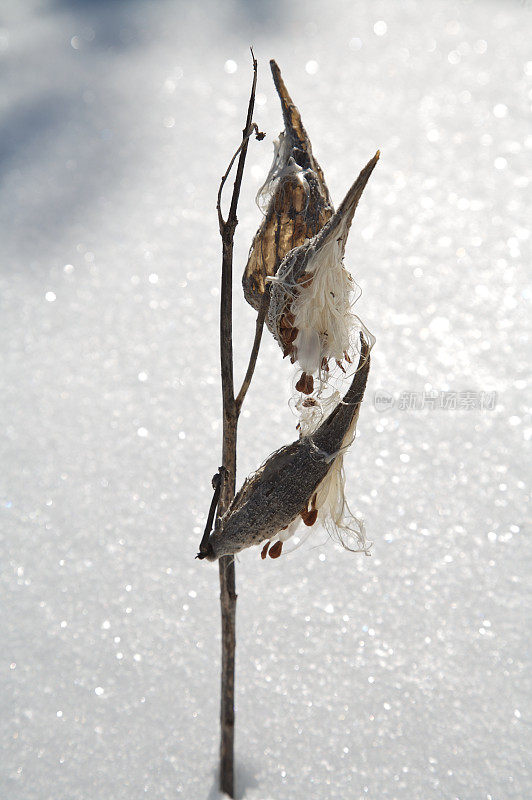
left=1, top=1, right=530, bottom=799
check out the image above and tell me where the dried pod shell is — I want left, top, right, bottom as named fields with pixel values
left=242, top=60, right=333, bottom=310
left=268, top=151, right=379, bottom=375
left=203, top=335, right=371, bottom=561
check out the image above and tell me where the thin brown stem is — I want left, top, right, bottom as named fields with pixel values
left=235, top=286, right=270, bottom=414
left=217, top=123, right=262, bottom=232
left=215, top=50, right=259, bottom=800
left=218, top=449, right=237, bottom=797
left=226, top=49, right=258, bottom=228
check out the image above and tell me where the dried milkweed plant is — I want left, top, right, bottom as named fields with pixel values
left=197, top=55, right=379, bottom=798
left=198, top=55, right=379, bottom=578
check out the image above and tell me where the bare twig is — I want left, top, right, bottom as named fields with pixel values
left=235, top=285, right=270, bottom=414
left=217, top=123, right=264, bottom=232
left=226, top=49, right=259, bottom=228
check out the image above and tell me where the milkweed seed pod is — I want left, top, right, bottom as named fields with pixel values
left=200, top=334, right=371, bottom=561
left=267, top=152, right=379, bottom=398
left=242, top=60, right=334, bottom=311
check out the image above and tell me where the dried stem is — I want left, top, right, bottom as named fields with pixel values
left=214, top=49, right=261, bottom=799
left=235, top=286, right=270, bottom=413
left=217, top=123, right=263, bottom=233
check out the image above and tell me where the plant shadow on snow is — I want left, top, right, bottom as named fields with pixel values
left=0, top=6, right=151, bottom=264
left=1, top=0, right=294, bottom=266
left=52, top=0, right=290, bottom=38
left=50, top=0, right=149, bottom=52
left=0, top=83, right=133, bottom=266
left=206, top=761, right=259, bottom=800
left=0, top=93, right=69, bottom=182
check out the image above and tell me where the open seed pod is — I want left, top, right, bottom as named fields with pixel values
left=199, top=334, right=371, bottom=561
left=267, top=151, right=379, bottom=397
left=242, top=60, right=334, bottom=310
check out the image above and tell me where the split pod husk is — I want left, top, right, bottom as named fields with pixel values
left=242, top=60, right=333, bottom=310
left=267, top=151, right=379, bottom=391
left=201, top=334, right=371, bottom=561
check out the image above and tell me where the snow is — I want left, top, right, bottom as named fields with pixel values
left=1, top=1, right=530, bottom=798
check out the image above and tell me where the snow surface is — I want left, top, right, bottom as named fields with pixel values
left=1, top=1, right=530, bottom=798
